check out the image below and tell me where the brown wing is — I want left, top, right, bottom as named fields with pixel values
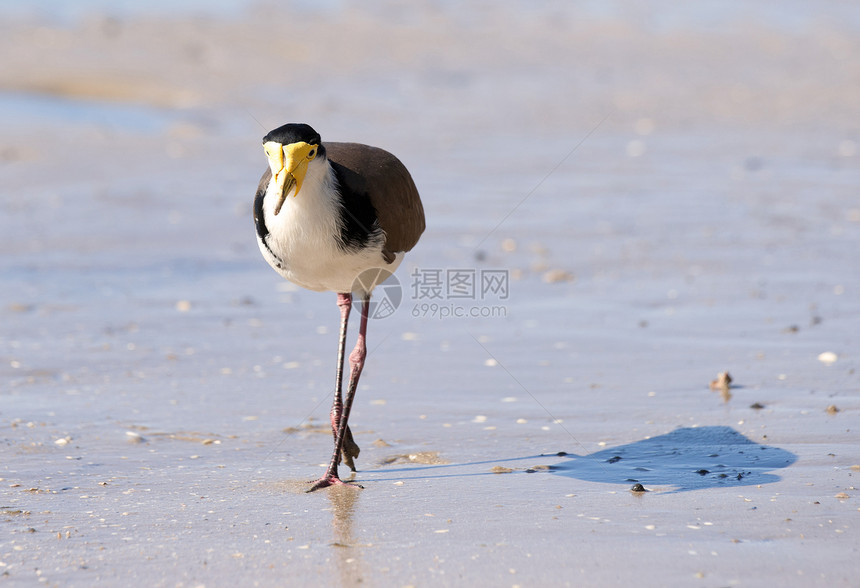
left=326, top=142, right=425, bottom=254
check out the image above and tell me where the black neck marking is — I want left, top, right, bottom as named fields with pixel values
left=330, top=160, right=382, bottom=252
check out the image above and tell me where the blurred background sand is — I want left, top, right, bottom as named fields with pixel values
left=2, top=2, right=859, bottom=586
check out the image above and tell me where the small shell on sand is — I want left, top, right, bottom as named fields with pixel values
left=709, top=372, right=733, bottom=391
left=542, top=269, right=574, bottom=283
left=126, top=431, right=146, bottom=444
left=818, top=351, right=838, bottom=365
left=710, top=372, right=733, bottom=401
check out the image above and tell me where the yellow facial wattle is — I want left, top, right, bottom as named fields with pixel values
left=263, top=140, right=318, bottom=214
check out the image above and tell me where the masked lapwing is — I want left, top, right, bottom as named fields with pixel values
left=253, top=123, right=425, bottom=491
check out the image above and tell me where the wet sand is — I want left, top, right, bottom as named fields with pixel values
left=2, top=2, right=859, bottom=586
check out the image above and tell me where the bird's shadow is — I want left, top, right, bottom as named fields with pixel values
left=368, top=426, right=796, bottom=493
left=552, top=426, right=797, bottom=493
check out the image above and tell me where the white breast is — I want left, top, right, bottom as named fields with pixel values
left=256, top=162, right=396, bottom=295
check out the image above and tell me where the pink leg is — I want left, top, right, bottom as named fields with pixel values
left=329, top=294, right=350, bottom=432
left=328, top=293, right=359, bottom=469
left=308, top=293, right=370, bottom=492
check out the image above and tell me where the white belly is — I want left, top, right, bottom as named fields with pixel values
left=257, top=235, right=402, bottom=294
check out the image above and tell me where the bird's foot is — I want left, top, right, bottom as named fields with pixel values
left=338, top=426, right=361, bottom=472
left=306, top=473, right=364, bottom=493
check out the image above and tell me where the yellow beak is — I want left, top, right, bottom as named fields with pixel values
left=263, top=141, right=318, bottom=215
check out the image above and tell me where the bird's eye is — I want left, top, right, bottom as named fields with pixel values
left=308, top=148, right=317, bottom=159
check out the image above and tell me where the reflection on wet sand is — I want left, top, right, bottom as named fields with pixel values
left=327, top=485, right=367, bottom=586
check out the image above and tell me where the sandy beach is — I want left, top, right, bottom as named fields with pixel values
left=2, top=1, right=859, bottom=586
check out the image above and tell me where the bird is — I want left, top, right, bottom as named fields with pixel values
left=252, top=123, right=425, bottom=491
